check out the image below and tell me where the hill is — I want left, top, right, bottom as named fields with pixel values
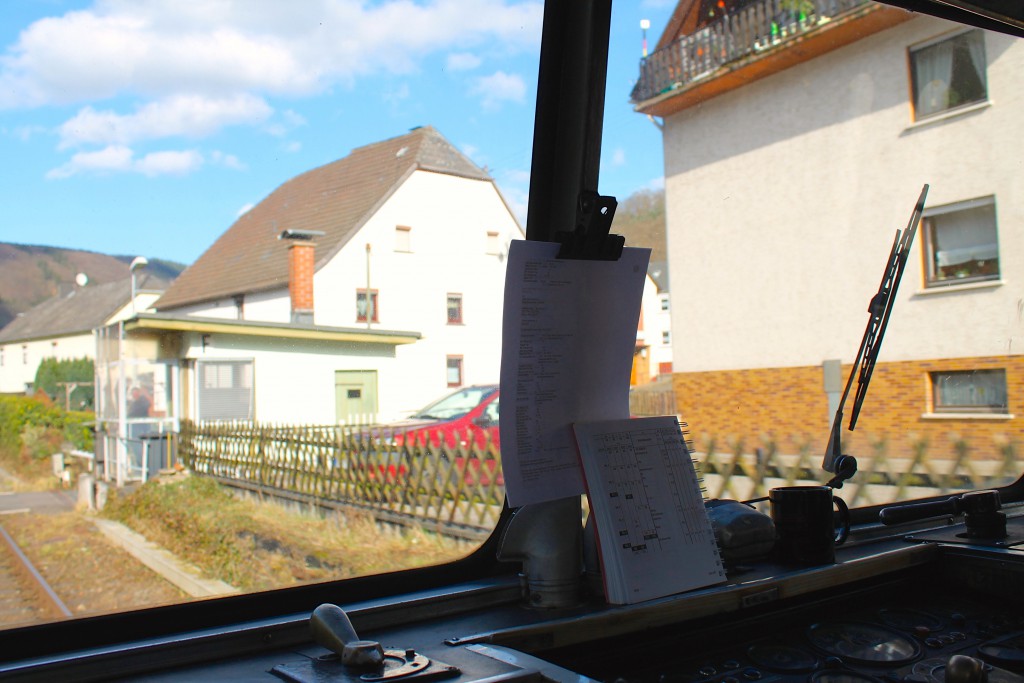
left=0, top=243, right=185, bottom=329
left=611, top=188, right=668, bottom=288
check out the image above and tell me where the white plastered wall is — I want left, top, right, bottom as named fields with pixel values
left=661, top=16, right=1024, bottom=373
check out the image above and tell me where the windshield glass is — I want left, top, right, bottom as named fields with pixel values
left=412, top=387, right=498, bottom=420
left=0, top=0, right=1020, bottom=636
left=0, top=0, right=674, bottom=632
left=629, top=2, right=1022, bottom=510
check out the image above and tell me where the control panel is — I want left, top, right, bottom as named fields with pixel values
left=538, top=570, right=1024, bottom=683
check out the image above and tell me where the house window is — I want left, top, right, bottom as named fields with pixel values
left=22, top=345, right=27, bottom=364
left=395, top=225, right=411, bottom=252
left=197, top=360, right=254, bottom=421
left=447, top=294, right=463, bottom=324
left=356, top=289, right=379, bottom=323
left=446, top=356, right=463, bottom=387
left=910, top=30, right=987, bottom=120
left=662, top=331, right=671, bottom=344
left=0, top=347, right=4, bottom=367
left=931, top=369, right=1007, bottom=414
left=922, top=197, right=998, bottom=287
left=486, top=231, right=500, bottom=255
left=660, top=296, right=670, bottom=311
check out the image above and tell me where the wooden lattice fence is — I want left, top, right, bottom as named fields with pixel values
left=697, top=435, right=1021, bottom=508
left=179, top=420, right=505, bottom=540
left=179, top=420, right=1021, bottom=539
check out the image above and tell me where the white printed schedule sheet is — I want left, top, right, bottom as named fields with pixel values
left=574, top=416, right=727, bottom=605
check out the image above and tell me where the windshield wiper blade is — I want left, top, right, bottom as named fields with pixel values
left=823, top=184, right=929, bottom=483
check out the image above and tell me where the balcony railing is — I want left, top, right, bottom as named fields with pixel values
left=632, top=0, right=871, bottom=103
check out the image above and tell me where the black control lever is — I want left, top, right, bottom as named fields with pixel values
left=310, top=603, right=385, bottom=668
left=879, top=490, right=1006, bottom=538
left=879, top=495, right=961, bottom=525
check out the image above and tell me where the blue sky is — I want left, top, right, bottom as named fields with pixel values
left=0, top=1, right=675, bottom=265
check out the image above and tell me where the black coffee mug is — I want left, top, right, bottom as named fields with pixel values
left=769, top=485, right=850, bottom=565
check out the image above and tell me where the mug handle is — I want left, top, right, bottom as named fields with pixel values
left=833, top=495, right=850, bottom=545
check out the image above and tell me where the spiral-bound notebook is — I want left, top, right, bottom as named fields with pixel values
left=573, top=416, right=727, bottom=604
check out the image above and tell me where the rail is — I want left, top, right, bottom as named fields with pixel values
left=0, top=522, right=72, bottom=626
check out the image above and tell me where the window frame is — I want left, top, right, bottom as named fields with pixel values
left=395, top=225, right=412, bottom=252
left=196, top=359, right=255, bottom=422
left=920, top=196, right=999, bottom=288
left=447, top=293, right=464, bottom=324
left=930, top=368, right=1009, bottom=414
left=356, top=288, right=380, bottom=323
left=908, top=28, right=988, bottom=121
left=446, top=355, right=464, bottom=388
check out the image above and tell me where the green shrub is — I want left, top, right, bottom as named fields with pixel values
left=0, top=394, right=94, bottom=456
left=34, top=357, right=95, bottom=409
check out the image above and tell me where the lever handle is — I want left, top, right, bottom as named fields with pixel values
left=946, top=655, right=1024, bottom=683
left=310, top=603, right=385, bottom=668
left=878, top=496, right=960, bottom=525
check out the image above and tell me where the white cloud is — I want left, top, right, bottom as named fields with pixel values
left=236, top=202, right=255, bottom=217
left=470, top=70, right=526, bottom=110
left=447, top=52, right=482, bottom=71
left=46, top=145, right=203, bottom=178
left=47, top=145, right=134, bottom=178
left=610, top=147, right=626, bottom=167
left=136, top=149, right=204, bottom=176
left=210, top=150, right=246, bottom=170
left=4, top=1, right=544, bottom=178
left=0, top=0, right=543, bottom=109
left=284, top=141, right=302, bottom=153
left=57, top=94, right=272, bottom=149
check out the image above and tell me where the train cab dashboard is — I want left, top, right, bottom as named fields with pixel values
left=4, top=496, right=1024, bottom=682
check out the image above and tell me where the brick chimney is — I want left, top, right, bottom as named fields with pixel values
left=288, top=241, right=315, bottom=325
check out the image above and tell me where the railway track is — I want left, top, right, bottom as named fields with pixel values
left=0, top=520, right=72, bottom=628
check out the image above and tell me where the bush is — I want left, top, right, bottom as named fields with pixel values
left=34, top=357, right=95, bottom=409
left=0, top=394, right=94, bottom=457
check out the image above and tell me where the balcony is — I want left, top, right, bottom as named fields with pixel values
left=632, top=0, right=912, bottom=117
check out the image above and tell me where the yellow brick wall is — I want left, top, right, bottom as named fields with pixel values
left=672, top=355, right=1024, bottom=460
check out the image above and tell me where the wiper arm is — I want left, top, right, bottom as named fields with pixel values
left=823, top=184, right=929, bottom=486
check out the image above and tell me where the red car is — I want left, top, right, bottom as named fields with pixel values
left=382, top=385, right=502, bottom=486
left=388, top=385, right=500, bottom=451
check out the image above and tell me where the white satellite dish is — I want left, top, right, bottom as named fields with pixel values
left=75, top=273, right=88, bottom=287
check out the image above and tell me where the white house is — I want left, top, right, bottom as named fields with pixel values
left=633, top=0, right=1023, bottom=461
left=105, top=126, right=523, bottom=431
left=0, top=278, right=162, bottom=396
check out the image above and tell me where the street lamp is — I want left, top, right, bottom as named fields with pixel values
left=130, top=256, right=149, bottom=314
left=641, top=19, right=650, bottom=57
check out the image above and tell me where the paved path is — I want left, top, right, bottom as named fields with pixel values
left=0, top=490, right=76, bottom=516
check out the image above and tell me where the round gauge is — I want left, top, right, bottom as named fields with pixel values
left=806, top=622, right=921, bottom=665
left=811, top=671, right=885, bottom=683
left=747, top=644, right=818, bottom=673
left=877, top=608, right=945, bottom=633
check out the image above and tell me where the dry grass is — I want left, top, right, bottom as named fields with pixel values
left=101, top=473, right=473, bottom=592
left=2, top=512, right=189, bottom=627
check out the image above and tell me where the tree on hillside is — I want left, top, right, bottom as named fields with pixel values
left=612, top=188, right=666, bottom=265
left=34, top=357, right=94, bottom=410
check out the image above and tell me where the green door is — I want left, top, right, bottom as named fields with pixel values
left=334, top=370, right=378, bottom=425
